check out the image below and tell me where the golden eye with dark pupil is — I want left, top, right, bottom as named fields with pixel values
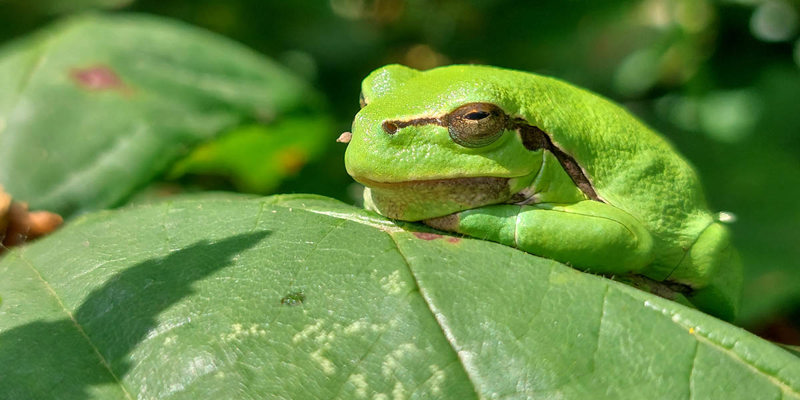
left=447, top=102, right=507, bottom=148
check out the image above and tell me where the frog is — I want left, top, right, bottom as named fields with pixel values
left=341, top=64, right=742, bottom=321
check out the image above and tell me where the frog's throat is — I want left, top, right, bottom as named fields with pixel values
left=355, top=176, right=512, bottom=197
left=357, top=176, right=514, bottom=221
left=378, top=114, right=602, bottom=203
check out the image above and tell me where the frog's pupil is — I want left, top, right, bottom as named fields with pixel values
left=465, top=111, right=490, bottom=120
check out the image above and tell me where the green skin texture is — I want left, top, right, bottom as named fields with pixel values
left=344, top=64, right=742, bottom=321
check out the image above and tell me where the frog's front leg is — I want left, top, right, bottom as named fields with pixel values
left=424, top=200, right=655, bottom=275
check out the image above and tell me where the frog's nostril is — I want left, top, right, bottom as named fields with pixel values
left=382, top=121, right=399, bottom=135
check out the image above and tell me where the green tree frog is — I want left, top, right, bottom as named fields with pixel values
left=342, top=64, right=742, bottom=321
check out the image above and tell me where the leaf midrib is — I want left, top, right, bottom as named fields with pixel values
left=385, top=232, right=482, bottom=400
left=277, top=199, right=800, bottom=397
left=14, top=250, right=135, bottom=400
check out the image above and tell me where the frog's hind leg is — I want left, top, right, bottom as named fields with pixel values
left=424, top=200, right=655, bottom=276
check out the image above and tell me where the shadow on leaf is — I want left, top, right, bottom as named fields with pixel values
left=0, top=230, right=270, bottom=399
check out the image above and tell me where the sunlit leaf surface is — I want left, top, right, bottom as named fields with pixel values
left=1, top=194, right=797, bottom=399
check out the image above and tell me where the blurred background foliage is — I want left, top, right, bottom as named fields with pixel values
left=0, top=0, right=798, bottom=341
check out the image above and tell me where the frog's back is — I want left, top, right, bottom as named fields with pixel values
left=451, top=66, right=714, bottom=270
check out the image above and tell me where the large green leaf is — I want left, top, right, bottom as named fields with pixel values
left=11, top=0, right=133, bottom=15
left=0, top=194, right=797, bottom=399
left=0, top=13, right=328, bottom=218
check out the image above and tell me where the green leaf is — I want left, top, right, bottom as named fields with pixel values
left=167, top=116, right=332, bottom=194
left=22, top=0, right=134, bottom=14
left=0, top=13, right=328, bottom=218
left=1, top=194, right=797, bottom=399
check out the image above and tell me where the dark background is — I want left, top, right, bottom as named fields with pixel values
left=1, top=0, right=799, bottom=343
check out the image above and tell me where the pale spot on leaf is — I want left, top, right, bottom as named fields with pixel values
left=381, top=343, right=419, bottom=378
left=347, top=373, right=368, bottom=398
left=344, top=320, right=367, bottom=335
left=222, top=322, right=266, bottom=342
left=428, top=364, right=446, bottom=395
left=292, top=320, right=324, bottom=344
left=311, top=348, right=336, bottom=375
left=379, top=270, right=406, bottom=295
left=392, top=381, right=406, bottom=400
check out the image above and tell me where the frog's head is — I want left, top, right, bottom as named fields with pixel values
left=344, top=64, right=544, bottom=221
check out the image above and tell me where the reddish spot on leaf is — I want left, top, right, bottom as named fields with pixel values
left=70, top=65, right=127, bottom=91
left=413, top=232, right=442, bottom=240
left=412, top=232, right=460, bottom=243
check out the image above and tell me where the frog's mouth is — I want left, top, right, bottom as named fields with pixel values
left=354, top=175, right=514, bottom=221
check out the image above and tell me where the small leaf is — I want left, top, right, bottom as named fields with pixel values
left=168, top=116, right=332, bottom=193
left=1, top=194, right=798, bottom=398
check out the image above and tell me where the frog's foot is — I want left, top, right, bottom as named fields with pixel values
left=667, top=222, right=742, bottom=321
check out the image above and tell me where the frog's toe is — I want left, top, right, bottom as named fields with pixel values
left=686, top=268, right=742, bottom=322
left=670, top=222, right=743, bottom=322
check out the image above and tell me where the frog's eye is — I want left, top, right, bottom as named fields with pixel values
left=359, top=91, right=368, bottom=109
left=446, top=102, right=508, bottom=148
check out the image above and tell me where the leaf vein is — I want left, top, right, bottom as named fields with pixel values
left=591, top=285, right=610, bottom=375
left=14, top=251, right=134, bottom=400
left=386, top=232, right=481, bottom=400
left=639, top=294, right=800, bottom=397
left=688, top=340, right=699, bottom=400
